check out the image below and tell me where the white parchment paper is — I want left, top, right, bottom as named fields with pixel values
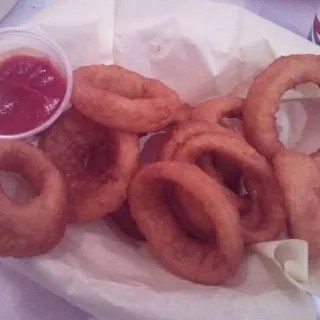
left=25, top=0, right=114, bottom=68
left=2, top=0, right=320, bottom=319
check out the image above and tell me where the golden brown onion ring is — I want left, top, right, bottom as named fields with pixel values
left=243, top=54, right=320, bottom=160
left=0, top=140, right=67, bottom=257
left=39, top=108, right=139, bottom=223
left=128, top=161, right=244, bottom=285
left=72, top=65, right=182, bottom=133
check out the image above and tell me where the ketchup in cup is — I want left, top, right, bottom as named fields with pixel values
left=0, top=28, right=72, bottom=139
left=0, top=54, right=66, bottom=135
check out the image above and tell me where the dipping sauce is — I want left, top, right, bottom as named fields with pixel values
left=0, top=54, right=66, bottom=135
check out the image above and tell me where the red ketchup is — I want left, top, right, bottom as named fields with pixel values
left=0, top=54, right=66, bottom=135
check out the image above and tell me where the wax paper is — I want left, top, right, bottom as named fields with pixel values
left=2, top=0, right=320, bottom=319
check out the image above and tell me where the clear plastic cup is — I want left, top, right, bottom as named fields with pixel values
left=0, top=26, right=73, bottom=140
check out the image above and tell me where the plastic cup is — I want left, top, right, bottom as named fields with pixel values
left=0, top=26, right=73, bottom=140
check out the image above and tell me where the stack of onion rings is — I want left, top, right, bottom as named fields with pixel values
left=160, top=121, right=286, bottom=243
left=3, top=54, right=320, bottom=284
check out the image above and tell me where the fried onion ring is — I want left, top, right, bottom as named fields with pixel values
left=243, top=54, right=320, bottom=160
left=39, top=108, right=139, bottom=223
left=72, top=65, right=182, bottom=133
left=128, top=161, right=244, bottom=285
left=0, top=140, right=67, bottom=257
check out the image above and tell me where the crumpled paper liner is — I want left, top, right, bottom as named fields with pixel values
left=1, top=0, right=320, bottom=319
left=3, top=223, right=317, bottom=320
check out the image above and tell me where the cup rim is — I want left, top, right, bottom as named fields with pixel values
left=0, top=26, right=73, bottom=140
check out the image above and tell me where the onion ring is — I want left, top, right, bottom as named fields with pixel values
left=39, top=108, right=139, bottom=223
left=0, top=140, right=67, bottom=257
left=72, top=65, right=182, bottom=133
left=243, top=54, right=320, bottom=160
left=128, top=161, right=244, bottom=285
